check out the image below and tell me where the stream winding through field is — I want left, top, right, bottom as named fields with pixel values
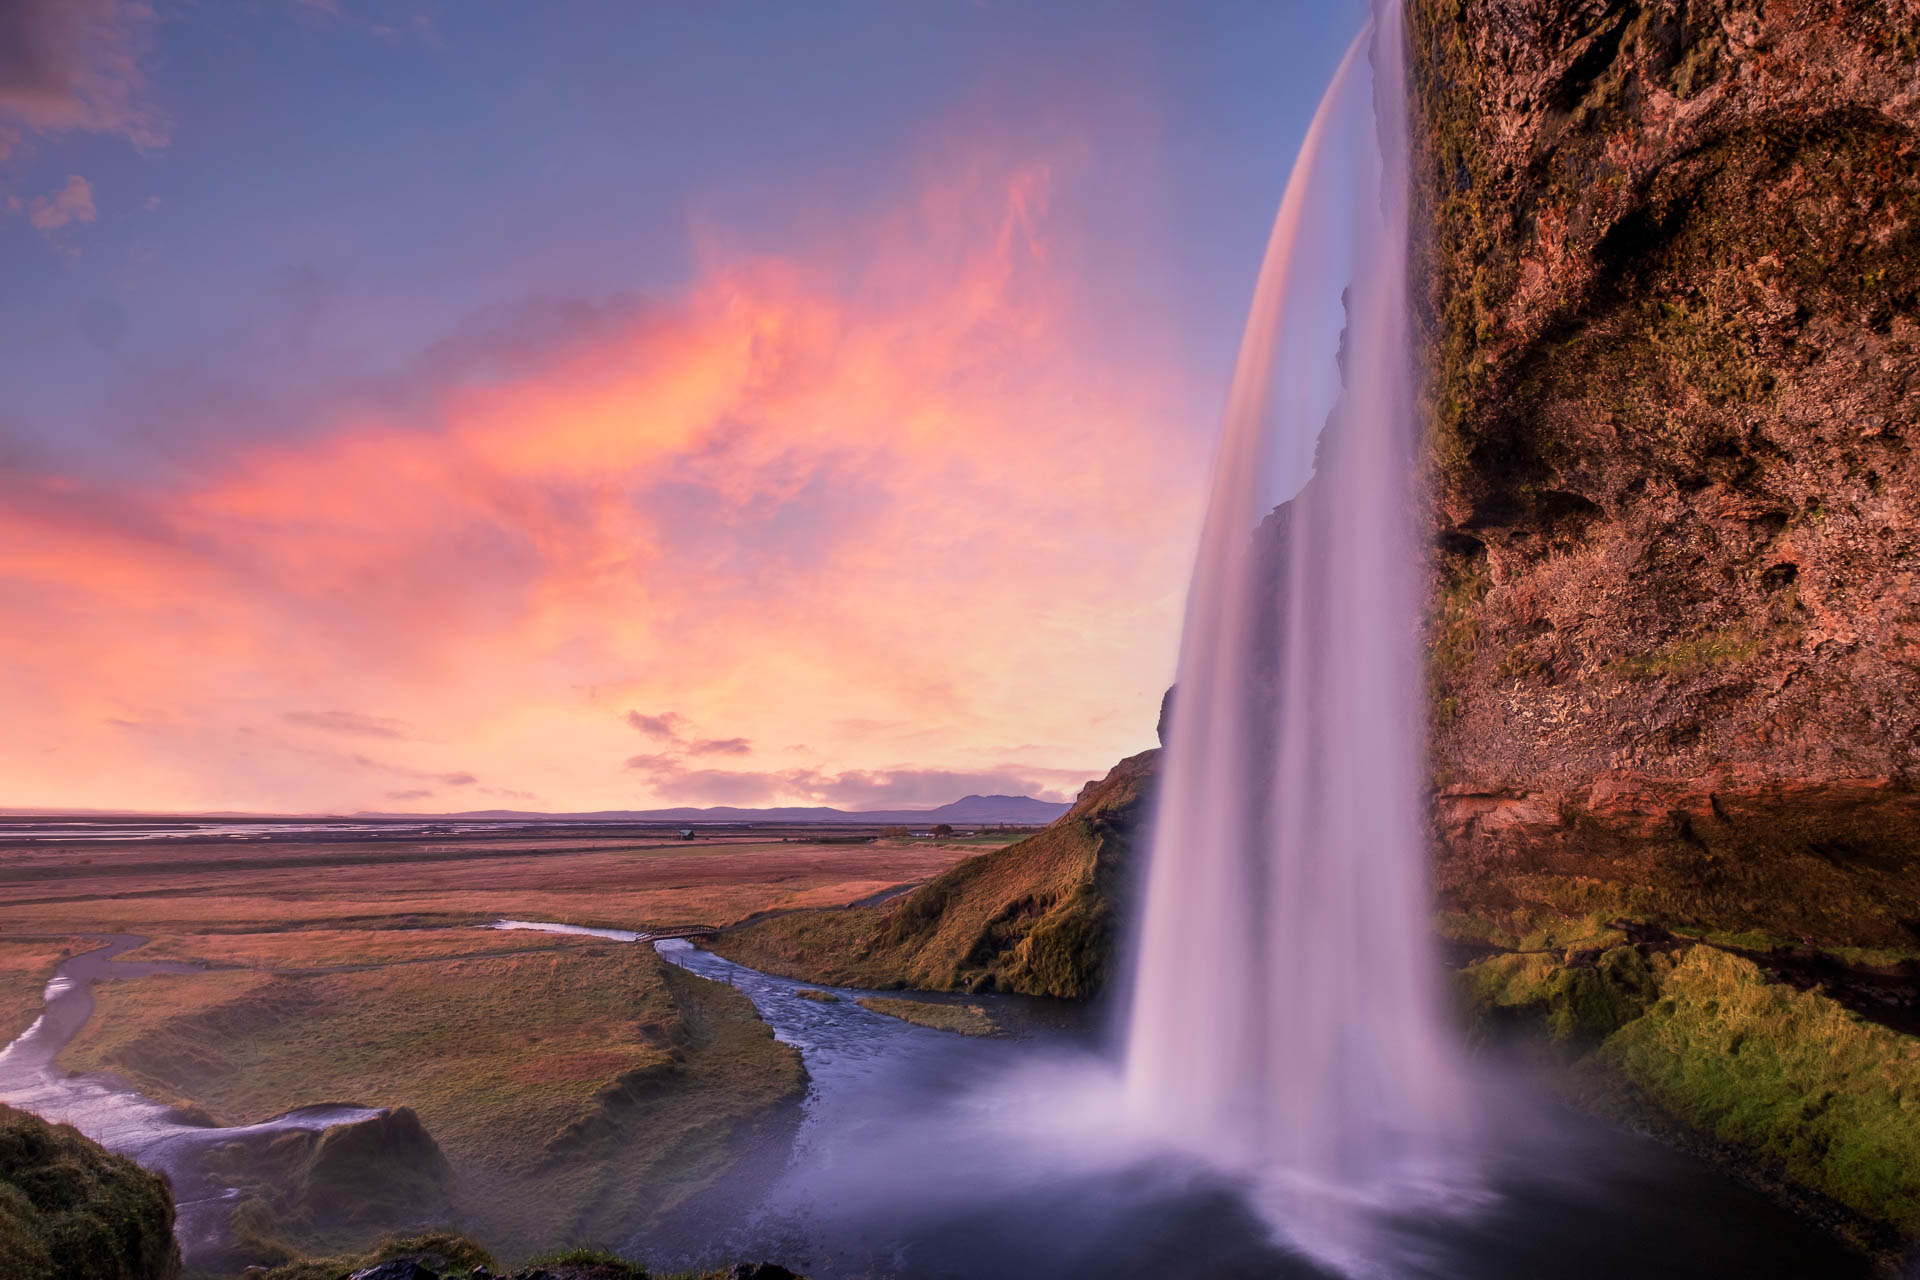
left=0, top=925, right=1880, bottom=1279
left=0, top=935, right=383, bottom=1260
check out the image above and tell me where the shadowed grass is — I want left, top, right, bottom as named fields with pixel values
left=1601, top=948, right=1920, bottom=1231
left=58, top=945, right=804, bottom=1261
left=0, top=1103, right=180, bottom=1280
left=1462, top=942, right=1920, bottom=1235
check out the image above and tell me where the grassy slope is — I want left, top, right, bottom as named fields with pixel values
left=0, top=1103, right=181, bottom=1280
left=58, top=945, right=804, bottom=1261
left=1463, top=942, right=1920, bottom=1242
left=711, top=750, right=1156, bottom=998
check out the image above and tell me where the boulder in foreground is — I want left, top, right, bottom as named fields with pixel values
left=0, top=1102, right=180, bottom=1280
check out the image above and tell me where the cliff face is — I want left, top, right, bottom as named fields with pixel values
left=1408, top=0, right=1920, bottom=947
left=712, top=750, right=1156, bottom=998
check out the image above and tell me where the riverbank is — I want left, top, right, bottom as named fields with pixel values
left=0, top=822, right=1002, bottom=1270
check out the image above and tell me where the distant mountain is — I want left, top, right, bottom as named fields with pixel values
left=426, top=793, right=1072, bottom=826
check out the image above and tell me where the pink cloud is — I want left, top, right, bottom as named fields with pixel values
left=0, top=1, right=167, bottom=153
left=0, top=146, right=1198, bottom=813
left=27, top=173, right=95, bottom=231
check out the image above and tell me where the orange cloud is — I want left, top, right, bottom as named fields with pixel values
left=0, top=150, right=1201, bottom=813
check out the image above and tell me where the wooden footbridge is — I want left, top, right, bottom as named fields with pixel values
left=636, top=924, right=721, bottom=941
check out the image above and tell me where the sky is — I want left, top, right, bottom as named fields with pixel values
left=0, top=0, right=1359, bottom=815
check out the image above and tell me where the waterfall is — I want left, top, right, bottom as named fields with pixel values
left=1122, top=2, right=1471, bottom=1266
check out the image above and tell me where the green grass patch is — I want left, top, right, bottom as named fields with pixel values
left=1609, top=625, right=1763, bottom=678
left=1464, top=941, right=1920, bottom=1235
left=854, top=996, right=999, bottom=1037
left=791, top=989, right=839, bottom=1003
left=1461, top=946, right=1665, bottom=1045
left=0, top=1103, right=180, bottom=1280
left=1600, top=947, right=1920, bottom=1230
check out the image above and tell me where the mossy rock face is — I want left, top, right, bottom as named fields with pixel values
left=1404, top=0, right=1920, bottom=958
left=1601, top=947, right=1920, bottom=1233
left=1461, top=944, right=1666, bottom=1046
left=1467, top=941, right=1920, bottom=1236
left=0, top=1103, right=181, bottom=1280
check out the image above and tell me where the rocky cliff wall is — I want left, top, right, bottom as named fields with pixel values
left=1408, top=0, right=1920, bottom=948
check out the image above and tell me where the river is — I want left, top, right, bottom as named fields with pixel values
left=0, top=926, right=1875, bottom=1279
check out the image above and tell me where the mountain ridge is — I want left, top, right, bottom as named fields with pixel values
left=370, top=793, right=1072, bottom=825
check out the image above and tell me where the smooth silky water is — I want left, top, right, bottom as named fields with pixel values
left=0, top=936, right=382, bottom=1262
left=1122, top=6, right=1463, bottom=1269
left=0, top=925, right=1868, bottom=1276
left=0, top=7, right=1879, bottom=1273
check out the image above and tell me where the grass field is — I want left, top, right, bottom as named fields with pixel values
left=0, top=826, right=1000, bottom=1269
left=0, top=835, right=987, bottom=938
left=0, top=936, right=88, bottom=1044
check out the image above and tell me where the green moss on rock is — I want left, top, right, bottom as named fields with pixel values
left=1462, top=945, right=1666, bottom=1045
left=0, top=1103, right=180, bottom=1280
left=1600, top=947, right=1920, bottom=1232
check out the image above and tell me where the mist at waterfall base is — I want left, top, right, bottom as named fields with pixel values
left=637, top=13, right=1866, bottom=1278
left=650, top=947, right=1858, bottom=1280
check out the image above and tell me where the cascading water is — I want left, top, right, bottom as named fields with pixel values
left=1123, top=1, right=1472, bottom=1267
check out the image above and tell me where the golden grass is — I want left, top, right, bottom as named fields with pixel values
left=709, top=753, right=1153, bottom=998
left=0, top=828, right=982, bottom=1263
left=0, top=936, right=89, bottom=1045
left=59, top=944, right=805, bottom=1258
left=0, top=838, right=984, bottom=939
left=124, top=927, right=598, bottom=969
left=855, top=996, right=998, bottom=1037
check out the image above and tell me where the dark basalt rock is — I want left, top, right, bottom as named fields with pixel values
left=347, top=1262, right=439, bottom=1280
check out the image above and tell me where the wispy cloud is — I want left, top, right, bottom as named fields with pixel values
left=620, top=756, right=1090, bottom=808
left=625, top=711, right=686, bottom=740
left=625, top=710, right=753, bottom=758
left=27, top=174, right=95, bottom=231
left=0, top=143, right=1194, bottom=813
left=283, top=709, right=410, bottom=739
left=0, top=0, right=167, bottom=159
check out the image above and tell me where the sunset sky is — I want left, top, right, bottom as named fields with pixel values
left=1, top=1, right=1356, bottom=814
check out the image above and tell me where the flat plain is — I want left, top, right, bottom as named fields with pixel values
left=0, top=824, right=1008, bottom=1265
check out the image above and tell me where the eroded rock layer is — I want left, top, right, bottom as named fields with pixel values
left=1408, top=0, right=1920, bottom=946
